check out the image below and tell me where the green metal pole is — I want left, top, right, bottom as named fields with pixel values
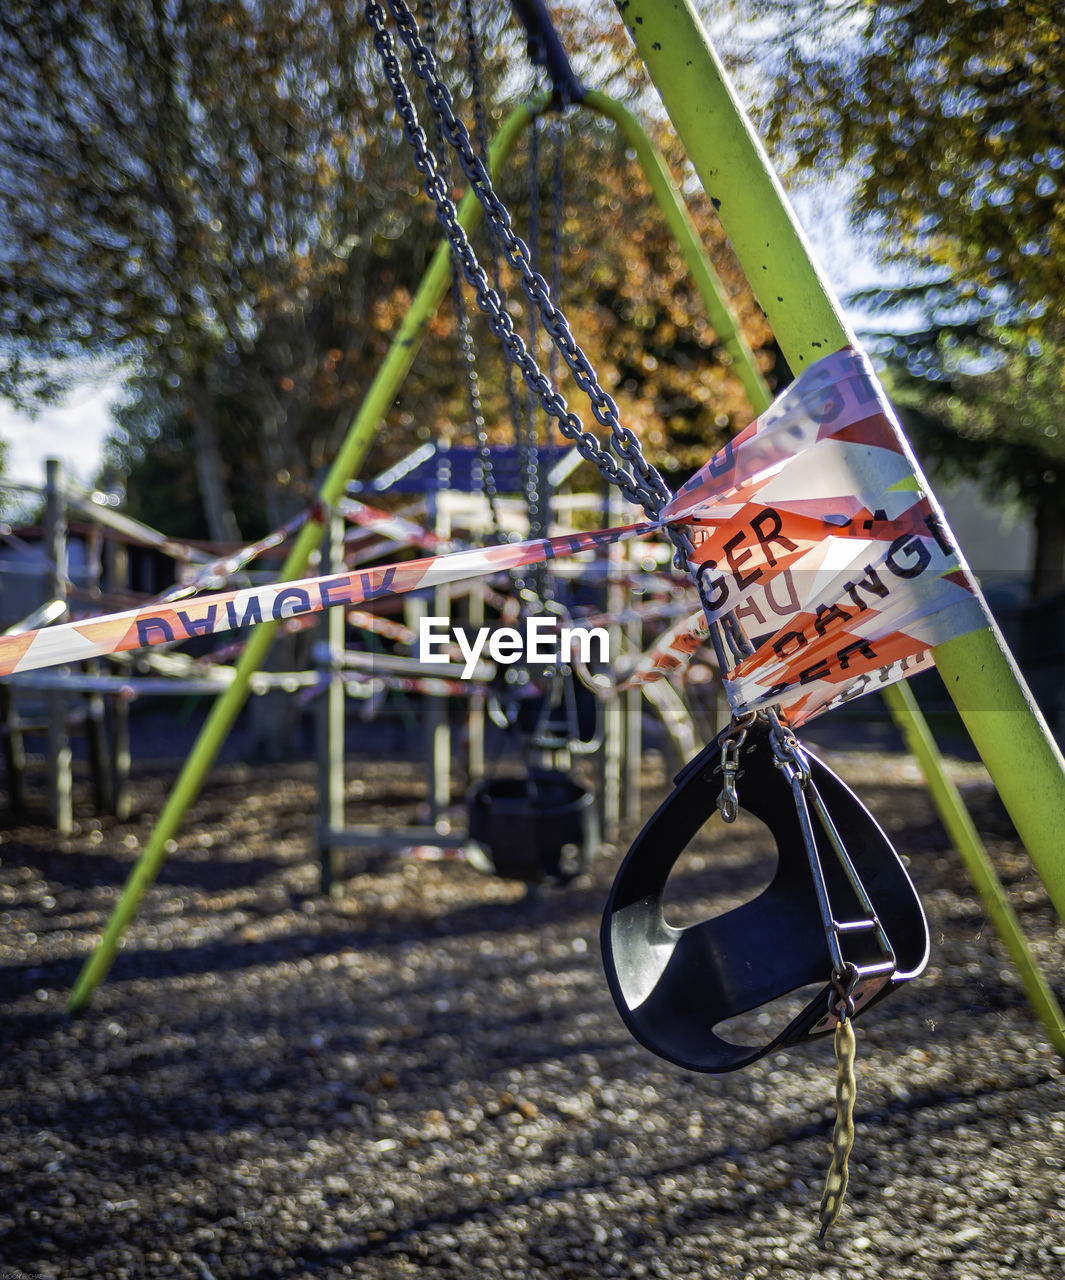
left=605, top=71, right=1062, bottom=1041
left=588, top=53, right=1058, bottom=1040
left=609, top=2, right=851, bottom=368
left=583, top=90, right=771, bottom=413
left=66, top=103, right=536, bottom=1012
left=604, top=37, right=1061, bottom=1038
left=889, top=681, right=1065, bottom=1052
left=612, top=0, right=1065, bottom=1016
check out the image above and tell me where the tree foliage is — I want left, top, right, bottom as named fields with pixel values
left=744, top=0, right=1064, bottom=326
left=0, top=0, right=452, bottom=538
left=738, top=0, right=1065, bottom=594
left=0, top=0, right=775, bottom=544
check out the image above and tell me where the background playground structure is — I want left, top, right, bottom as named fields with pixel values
left=0, top=0, right=1058, bottom=1044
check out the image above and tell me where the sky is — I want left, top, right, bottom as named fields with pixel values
left=0, top=380, right=121, bottom=493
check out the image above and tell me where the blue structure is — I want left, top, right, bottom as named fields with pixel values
left=351, top=444, right=573, bottom=496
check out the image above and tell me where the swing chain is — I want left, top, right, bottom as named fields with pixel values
left=419, top=0, right=503, bottom=541
left=367, top=0, right=673, bottom=519
left=371, top=0, right=771, bottom=724
left=548, top=114, right=566, bottom=393
left=522, top=109, right=548, bottom=586
left=462, top=0, right=542, bottom=563
left=818, top=1003, right=858, bottom=1239
left=462, top=0, right=491, bottom=163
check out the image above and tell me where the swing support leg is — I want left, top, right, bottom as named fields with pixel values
left=613, top=0, right=1065, bottom=1048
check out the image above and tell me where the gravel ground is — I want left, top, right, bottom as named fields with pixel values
left=1, top=742, right=1063, bottom=1280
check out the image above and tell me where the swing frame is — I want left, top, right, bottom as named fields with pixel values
left=65, top=5, right=1065, bottom=1056
left=65, top=62, right=769, bottom=1010
left=614, top=0, right=1065, bottom=1052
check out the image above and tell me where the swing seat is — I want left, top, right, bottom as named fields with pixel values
left=515, top=669, right=601, bottom=751
left=601, top=720, right=929, bottom=1072
left=466, top=769, right=598, bottom=885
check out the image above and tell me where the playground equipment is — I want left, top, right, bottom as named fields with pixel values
left=0, top=0, right=1052, bottom=1098
left=1, top=447, right=653, bottom=888
left=602, top=717, right=930, bottom=1072
left=312, top=445, right=619, bottom=896
left=467, top=767, right=599, bottom=885
left=443, top=45, right=610, bottom=889
left=0, top=457, right=219, bottom=826
left=318, top=440, right=664, bottom=891
left=0, top=459, right=324, bottom=826
left=2, top=0, right=1063, bottom=1235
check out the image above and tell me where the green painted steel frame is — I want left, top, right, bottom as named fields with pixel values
left=612, top=0, right=1064, bottom=1050
left=67, top=39, right=1064, bottom=1051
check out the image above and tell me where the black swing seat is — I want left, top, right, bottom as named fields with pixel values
left=515, top=667, right=602, bottom=754
left=601, top=720, right=929, bottom=1073
left=467, top=768, right=599, bottom=885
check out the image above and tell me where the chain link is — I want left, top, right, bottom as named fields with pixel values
left=818, top=1013, right=857, bottom=1238
left=525, top=109, right=554, bottom=605
left=523, top=110, right=546, bottom=552
left=419, top=0, right=503, bottom=542
left=366, top=0, right=672, bottom=519
left=462, top=0, right=490, bottom=162
left=461, top=0, right=538, bottom=528
left=549, top=116, right=565, bottom=394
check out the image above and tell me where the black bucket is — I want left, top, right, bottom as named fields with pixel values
left=466, top=770, right=598, bottom=885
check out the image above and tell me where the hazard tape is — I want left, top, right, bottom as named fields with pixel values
left=0, top=522, right=656, bottom=677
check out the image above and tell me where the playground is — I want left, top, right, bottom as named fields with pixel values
left=2, top=0, right=1064, bottom=1276
left=0, top=732, right=1062, bottom=1279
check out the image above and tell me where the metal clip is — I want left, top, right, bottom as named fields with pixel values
left=717, top=748, right=740, bottom=822
left=716, top=719, right=752, bottom=822
left=828, top=964, right=860, bottom=1022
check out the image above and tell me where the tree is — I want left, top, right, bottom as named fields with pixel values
left=0, top=0, right=432, bottom=541
left=734, top=0, right=1065, bottom=591
left=741, top=0, right=1063, bottom=319
left=1, top=1, right=775, bottom=549
left=885, top=322, right=1065, bottom=601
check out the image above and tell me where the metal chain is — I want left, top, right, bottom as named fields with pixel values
left=371, top=0, right=779, bottom=722
left=549, top=116, right=565, bottom=394
left=462, top=0, right=490, bottom=162
left=523, top=106, right=559, bottom=606
left=366, top=0, right=672, bottom=519
left=539, top=115, right=567, bottom=607
left=523, top=109, right=545, bottom=552
left=419, top=0, right=504, bottom=540
left=456, top=0, right=554, bottom=621
left=455, top=0, right=550, bottom=611
left=461, top=0, right=534, bottom=518
left=818, top=1013, right=857, bottom=1238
